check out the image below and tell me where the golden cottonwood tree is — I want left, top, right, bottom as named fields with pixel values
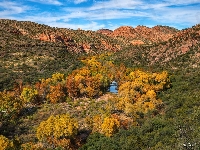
left=90, top=115, right=120, bottom=137
left=46, top=84, right=66, bottom=103
left=36, top=114, right=78, bottom=148
left=34, top=73, right=66, bottom=103
left=66, top=56, right=113, bottom=98
left=101, top=116, right=120, bottom=137
left=0, top=91, right=24, bottom=121
left=117, top=70, right=170, bottom=115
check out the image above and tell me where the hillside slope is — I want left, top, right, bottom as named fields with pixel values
left=97, top=25, right=178, bottom=45
left=113, top=24, right=200, bottom=71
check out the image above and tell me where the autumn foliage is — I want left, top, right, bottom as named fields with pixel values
left=20, top=87, right=38, bottom=103
left=116, top=70, right=170, bottom=115
left=101, top=116, right=120, bottom=137
left=34, top=72, right=66, bottom=103
left=0, top=91, right=24, bottom=122
left=36, top=114, right=78, bottom=148
left=66, top=55, right=114, bottom=98
left=0, top=52, right=172, bottom=149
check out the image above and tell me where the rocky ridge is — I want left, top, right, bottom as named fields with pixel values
left=97, top=25, right=178, bottom=45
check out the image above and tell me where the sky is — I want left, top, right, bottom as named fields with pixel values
left=0, top=0, right=200, bottom=31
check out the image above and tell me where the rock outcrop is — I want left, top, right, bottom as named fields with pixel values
left=97, top=25, right=178, bottom=45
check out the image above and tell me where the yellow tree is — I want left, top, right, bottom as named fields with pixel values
left=117, top=70, right=170, bottom=116
left=36, top=114, right=78, bottom=149
left=66, top=56, right=113, bottom=98
left=100, top=116, right=120, bottom=137
left=20, top=87, right=38, bottom=103
left=0, top=91, right=24, bottom=121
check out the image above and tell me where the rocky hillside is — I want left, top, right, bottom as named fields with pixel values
left=97, top=25, right=178, bottom=45
left=0, top=19, right=124, bottom=54
left=147, top=24, right=200, bottom=66
left=112, top=24, right=200, bottom=71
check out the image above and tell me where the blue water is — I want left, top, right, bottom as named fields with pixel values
left=109, top=81, right=118, bottom=94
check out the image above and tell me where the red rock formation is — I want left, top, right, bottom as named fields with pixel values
left=97, top=25, right=178, bottom=45
left=112, top=26, right=138, bottom=38
left=97, top=29, right=113, bottom=35
left=39, top=33, right=49, bottom=41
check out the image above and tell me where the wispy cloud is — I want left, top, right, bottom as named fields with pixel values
left=28, top=0, right=62, bottom=5
left=64, top=0, right=200, bottom=28
left=48, top=21, right=105, bottom=30
left=89, top=0, right=143, bottom=10
left=74, top=0, right=88, bottom=4
left=0, top=1, right=30, bottom=17
left=0, top=0, right=199, bottom=30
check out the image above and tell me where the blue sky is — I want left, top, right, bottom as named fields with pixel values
left=0, top=0, right=200, bottom=30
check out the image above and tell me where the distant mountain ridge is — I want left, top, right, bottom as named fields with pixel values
left=97, top=25, right=178, bottom=45
left=0, top=19, right=124, bottom=54
left=112, top=24, right=200, bottom=71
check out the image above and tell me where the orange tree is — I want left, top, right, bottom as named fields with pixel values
left=34, top=73, right=66, bottom=103
left=66, top=55, right=114, bottom=98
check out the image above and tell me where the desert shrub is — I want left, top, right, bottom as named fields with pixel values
left=20, top=142, right=45, bottom=150
left=79, top=133, right=120, bottom=150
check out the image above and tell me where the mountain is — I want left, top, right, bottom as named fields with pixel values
left=0, top=19, right=124, bottom=53
left=112, top=24, right=200, bottom=71
left=97, top=25, right=178, bottom=45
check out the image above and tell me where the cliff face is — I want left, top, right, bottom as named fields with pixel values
left=97, top=25, right=178, bottom=45
left=112, top=24, right=200, bottom=69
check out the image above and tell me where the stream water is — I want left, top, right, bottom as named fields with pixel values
left=109, top=81, right=118, bottom=94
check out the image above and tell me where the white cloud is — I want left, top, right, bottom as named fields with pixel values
left=89, top=0, right=143, bottom=10
left=45, top=21, right=105, bottom=30
left=63, top=0, right=200, bottom=27
left=163, top=0, right=200, bottom=5
left=28, top=0, right=62, bottom=5
left=1, top=0, right=199, bottom=30
left=74, top=0, right=88, bottom=4
left=0, top=1, right=30, bottom=17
